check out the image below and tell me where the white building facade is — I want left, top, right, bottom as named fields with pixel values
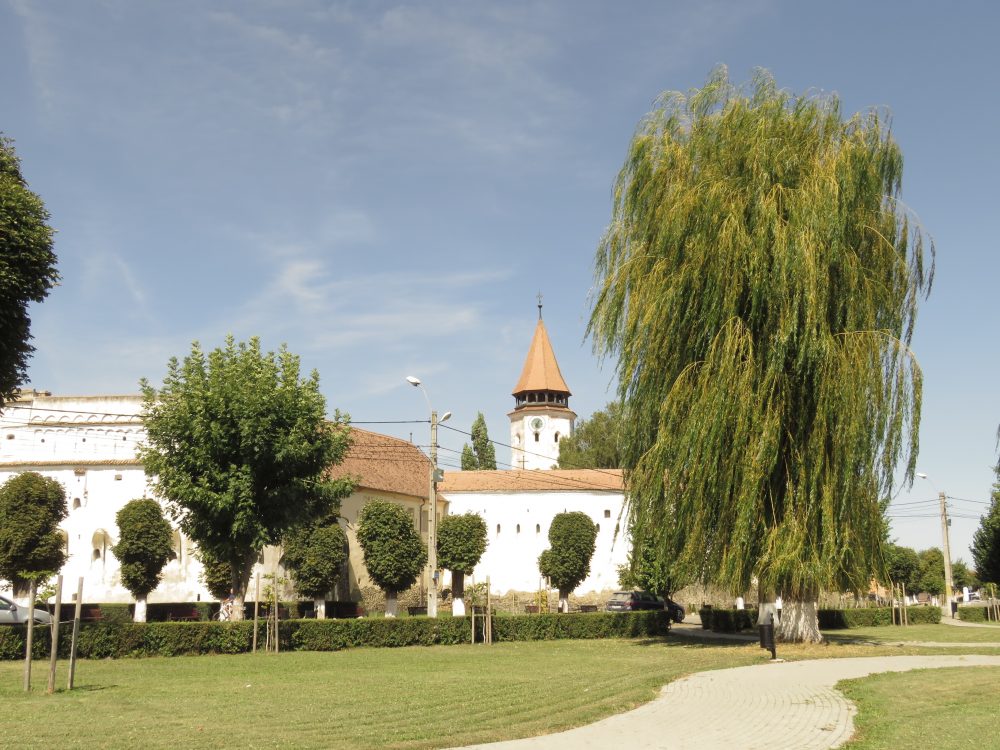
left=0, top=392, right=210, bottom=603
left=440, top=469, right=628, bottom=595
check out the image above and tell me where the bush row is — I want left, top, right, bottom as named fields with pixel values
left=696, top=606, right=942, bottom=632
left=0, top=610, right=668, bottom=660
left=958, top=605, right=998, bottom=623
left=697, top=608, right=759, bottom=632
left=818, top=606, right=941, bottom=629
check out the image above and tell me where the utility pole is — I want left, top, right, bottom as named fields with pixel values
left=428, top=410, right=440, bottom=618
left=939, top=491, right=955, bottom=617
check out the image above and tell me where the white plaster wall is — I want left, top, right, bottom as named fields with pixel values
left=0, top=395, right=214, bottom=603
left=445, top=490, right=629, bottom=594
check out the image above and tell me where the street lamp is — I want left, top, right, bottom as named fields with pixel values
left=406, top=376, right=451, bottom=618
left=917, top=472, right=955, bottom=617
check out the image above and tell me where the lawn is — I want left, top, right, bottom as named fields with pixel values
left=3, top=638, right=997, bottom=749
left=0, top=638, right=946, bottom=749
left=840, top=666, right=1000, bottom=749
left=824, top=624, right=1000, bottom=644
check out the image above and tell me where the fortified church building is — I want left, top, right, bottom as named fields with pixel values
left=441, top=302, right=628, bottom=596
left=0, top=303, right=628, bottom=607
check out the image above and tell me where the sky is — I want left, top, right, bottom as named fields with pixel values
left=2, top=1, right=997, bottom=564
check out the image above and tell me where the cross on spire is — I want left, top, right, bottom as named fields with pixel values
left=537, top=291, right=543, bottom=319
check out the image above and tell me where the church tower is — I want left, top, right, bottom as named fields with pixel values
left=509, top=298, right=576, bottom=470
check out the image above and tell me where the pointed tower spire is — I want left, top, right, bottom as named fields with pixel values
left=509, top=298, right=576, bottom=470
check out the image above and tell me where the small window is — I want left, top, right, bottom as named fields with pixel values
left=596, top=523, right=601, bottom=533
left=536, top=524, right=541, bottom=533
left=516, top=524, right=521, bottom=533
left=92, top=548, right=101, bottom=562
left=604, top=509, right=611, bottom=519
left=554, top=432, right=560, bottom=443
left=534, top=432, right=539, bottom=442
left=73, top=497, right=81, bottom=509
left=496, top=524, right=501, bottom=534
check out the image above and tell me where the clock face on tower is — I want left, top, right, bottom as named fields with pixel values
left=530, top=417, right=544, bottom=431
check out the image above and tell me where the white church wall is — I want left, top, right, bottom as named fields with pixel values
left=445, top=490, right=629, bottom=595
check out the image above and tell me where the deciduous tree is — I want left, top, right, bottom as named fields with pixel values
left=0, top=472, right=66, bottom=600
left=0, top=136, right=59, bottom=408
left=971, top=466, right=1000, bottom=585
left=588, top=67, right=932, bottom=641
left=356, top=500, right=426, bottom=617
left=283, top=517, right=349, bottom=619
left=538, top=511, right=597, bottom=612
left=112, top=498, right=173, bottom=622
left=557, top=402, right=623, bottom=469
left=437, top=512, right=487, bottom=615
left=139, top=336, right=352, bottom=620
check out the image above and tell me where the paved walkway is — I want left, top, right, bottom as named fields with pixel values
left=452, top=655, right=1000, bottom=750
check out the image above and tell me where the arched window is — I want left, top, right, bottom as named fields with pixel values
left=536, top=524, right=541, bottom=533
left=534, top=432, right=540, bottom=442
left=516, top=524, right=521, bottom=533
left=170, top=530, right=183, bottom=564
left=496, top=524, right=501, bottom=534
left=596, top=523, right=601, bottom=533
left=554, top=432, right=560, bottom=443
left=73, top=497, right=81, bottom=510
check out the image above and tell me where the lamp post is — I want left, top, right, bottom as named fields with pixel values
left=406, top=376, right=451, bottom=618
left=917, top=472, right=955, bottom=617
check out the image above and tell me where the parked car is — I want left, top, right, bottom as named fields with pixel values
left=0, top=595, right=52, bottom=626
left=605, top=591, right=664, bottom=612
left=663, top=597, right=686, bottom=623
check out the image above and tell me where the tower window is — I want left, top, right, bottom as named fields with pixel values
left=73, top=497, right=81, bottom=509
left=596, top=524, right=601, bottom=533
left=604, top=509, right=611, bottom=518
left=534, top=432, right=539, bottom=442
left=554, top=432, right=560, bottom=443
left=516, top=524, right=521, bottom=533
left=496, top=524, right=501, bottom=534
left=536, top=524, right=540, bottom=533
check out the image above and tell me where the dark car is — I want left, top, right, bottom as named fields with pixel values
left=0, top=594, right=52, bottom=626
left=663, top=597, right=685, bottom=623
left=605, top=591, right=664, bottom=612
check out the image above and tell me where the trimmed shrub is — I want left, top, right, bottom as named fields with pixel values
left=709, top=608, right=757, bottom=632
left=958, top=605, right=998, bottom=623
left=0, top=611, right=667, bottom=659
left=698, top=607, right=712, bottom=629
left=817, top=606, right=941, bottom=629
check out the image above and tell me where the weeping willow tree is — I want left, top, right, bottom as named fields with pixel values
left=588, top=67, right=933, bottom=642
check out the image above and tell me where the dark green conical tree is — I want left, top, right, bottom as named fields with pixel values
left=588, top=67, right=933, bottom=642
left=461, top=412, right=497, bottom=470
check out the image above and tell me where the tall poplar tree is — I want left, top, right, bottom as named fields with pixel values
left=588, top=67, right=933, bottom=641
left=461, top=412, right=497, bottom=470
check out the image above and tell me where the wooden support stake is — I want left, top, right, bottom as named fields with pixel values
left=47, top=575, right=63, bottom=693
left=68, top=577, right=83, bottom=690
left=902, top=584, right=909, bottom=625
left=252, top=573, right=260, bottom=654
left=485, top=576, right=492, bottom=645
left=470, top=575, right=475, bottom=645
left=23, top=580, right=36, bottom=692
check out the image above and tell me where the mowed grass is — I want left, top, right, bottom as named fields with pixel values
left=824, top=623, right=1000, bottom=644
left=2, top=638, right=998, bottom=749
left=840, top=666, right=1000, bottom=749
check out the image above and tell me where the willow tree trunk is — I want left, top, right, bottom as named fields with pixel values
left=778, top=600, right=822, bottom=643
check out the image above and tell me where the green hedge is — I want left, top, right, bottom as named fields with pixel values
left=698, top=607, right=712, bottom=629
left=818, top=606, right=941, bottom=629
left=708, top=608, right=758, bottom=632
left=958, top=605, right=998, bottom=623
left=0, top=611, right=667, bottom=660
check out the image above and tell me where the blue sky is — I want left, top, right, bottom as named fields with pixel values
left=2, top=1, right=997, bottom=564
